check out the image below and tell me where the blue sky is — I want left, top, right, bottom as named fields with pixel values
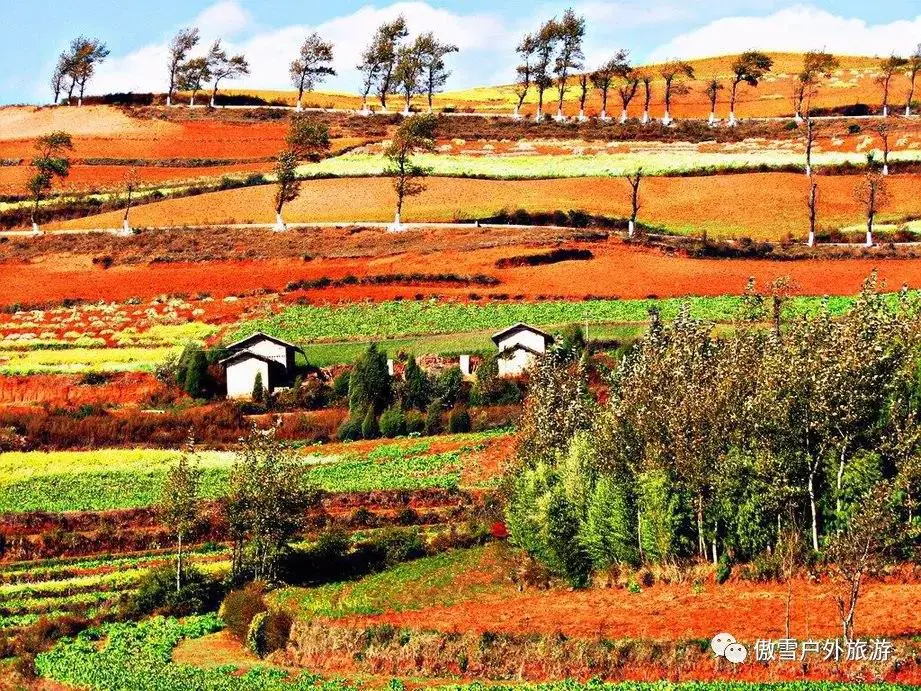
left=3, top=1, right=921, bottom=104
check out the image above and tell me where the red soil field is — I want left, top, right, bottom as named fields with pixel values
left=0, top=162, right=273, bottom=195
left=0, top=372, right=164, bottom=408
left=341, top=578, right=921, bottom=642
left=4, top=239, right=921, bottom=306
left=49, top=174, right=921, bottom=239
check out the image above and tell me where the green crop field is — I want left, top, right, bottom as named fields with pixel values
left=234, top=295, right=868, bottom=346
left=0, top=435, right=496, bottom=512
left=298, top=150, right=921, bottom=179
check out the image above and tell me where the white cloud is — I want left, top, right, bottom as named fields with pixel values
left=86, top=0, right=510, bottom=97
left=648, top=5, right=921, bottom=62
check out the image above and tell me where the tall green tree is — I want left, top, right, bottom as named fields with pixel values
left=349, top=343, right=392, bottom=414
left=28, top=131, right=73, bottom=233
left=160, top=437, right=201, bottom=592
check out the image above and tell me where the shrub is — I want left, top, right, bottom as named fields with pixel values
left=379, top=406, right=406, bottom=438
left=448, top=407, right=471, bottom=434
left=405, top=411, right=425, bottom=434
left=716, top=555, right=732, bottom=584
left=365, top=527, right=426, bottom=568
left=332, top=370, right=351, bottom=399
left=252, top=371, right=265, bottom=403
left=349, top=344, right=391, bottom=414
left=221, top=582, right=268, bottom=642
left=401, top=356, right=431, bottom=411
left=337, top=415, right=362, bottom=441
left=128, top=565, right=223, bottom=617
left=246, top=610, right=292, bottom=657
left=424, top=401, right=443, bottom=435
left=435, top=366, right=466, bottom=406
left=361, top=407, right=380, bottom=439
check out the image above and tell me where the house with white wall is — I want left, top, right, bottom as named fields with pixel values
left=220, top=332, right=304, bottom=399
left=491, top=323, right=554, bottom=377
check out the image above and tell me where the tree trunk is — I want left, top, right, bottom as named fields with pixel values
left=808, top=470, right=819, bottom=551
left=836, top=447, right=846, bottom=518
left=697, top=496, right=705, bottom=559
left=176, top=533, right=183, bottom=593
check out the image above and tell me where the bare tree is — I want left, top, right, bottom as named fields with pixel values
left=637, top=70, right=653, bottom=124
left=207, top=41, right=250, bottom=108
left=290, top=32, right=335, bottom=111
left=625, top=169, right=642, bottom=237
left=793, top=50, right=839, bottom=120
left=166, top=28, right=200, bottom=107
left=854, top=156, right=889, bottom=246
left=553, top=9, right=585, bottom=120
left=659, top=60, right=694, bottom=125
left=513, top=33, right=537, bottom=118
left=806, top=173, right=819, bottom=247
left=50, top=53, right=71, bottom=105
left=705, top=78, right=724, bottom=125
left=827, top=485, right=896, bottom=642
left=576, top=73, right=589, bottom=120
left=385, top=114, right=437, bottom=230
left=121, top=167, right=140, bottom=235
left=874, top=120, right=892, bottom=175
left=804, top=113, right=817, bottom=176
left=877, top=55, right=909, bottom=117
left=777, top=514, right=803, bottom=639
left=591, top=51, right=629, bottom=122
left=727, top=51, right=773, bottom=125
left=906, top=45, right=921, bottom=116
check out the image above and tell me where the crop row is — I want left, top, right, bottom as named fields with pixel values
left=234, top=295, right=868, bottom=345
left=299, top=149, right=921, bottom=179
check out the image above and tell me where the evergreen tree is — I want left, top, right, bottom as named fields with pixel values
left=349, top=343, right=391, bottom=413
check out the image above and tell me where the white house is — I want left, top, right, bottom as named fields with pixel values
left=220, top=332, right=304, bottom=399
left=491, top=323, right=554, bottom=377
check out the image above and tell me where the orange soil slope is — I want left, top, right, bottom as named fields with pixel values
left=50, top=174, right=921, bottom=240
left=5, top=239, right=921, bottom=306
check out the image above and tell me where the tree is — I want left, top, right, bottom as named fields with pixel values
left=223, top=425, right=319, bottom=583
left=793, top=50, right=839, bottom=120
left=906, top=44, right=921, bottom=116
left=804, top=110, right=818, bottom=176
left=532, top=19, right=559, bottom=122
left=728, top=51, right=773, bottom=125
left=207, top=41, right=250, bottom=108
left=877, top=55, right=909, bottom=117
left=167, top=28, right=200, bottom=107
left=874, top=120, right=892, bottom=175
left=290, top=32, right=335, bottom=111
left=638, top=70, right=653, bottom=124
left=401, top=356, right=431, bottom=411
left=393, top=37, right=426, bottom=114
left=50, top=53, right=71, bottom=105
left=121, top=167, right=140, bottom=235
left=854, top=157, right=888, bottom=246
left=553, top=8, right=585, bottom=120
left=286, top=117, right=331, bottom=162
left=357, top=16, right=408, bottom=111
left=705, top=78, right=724, bottom=125
left=252, top=371, right=265, bottom=403
left=591, top=52, right=629, bottom=121
left=418, top=34, right=457, bottom=112
left=27, top=131, right=73, bottom=233
left=348, top=343, right=392, bottom=413
left=384, top=114, right=437, bottom=229
left=160, top=437, right=201, bottom=592
left=625, top=169, right=642, bottom=237
left=659, top=60, right=694, bottom=125
left=273, top=150, right=299, bottom=231
left=577, top=74, right=589, bottom=121
left=513, top=33, right=538, bottom=118
left=177, top=56, right=211, bottom=106
left=806, top=173, right=819, bottom=247
left=66, top=36, right=110, bottom=106
left=827, top=484, right=897, bottom=641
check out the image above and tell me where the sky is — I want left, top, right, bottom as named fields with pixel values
left=3, top=0, right=921, bottom=104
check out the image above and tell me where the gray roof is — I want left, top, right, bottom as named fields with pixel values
left=224, top=331, right=305, bottom=355
left=491, top=322, right=554, bottom=346
left=219, top=350, right=277, bottom=367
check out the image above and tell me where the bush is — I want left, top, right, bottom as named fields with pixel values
left=379, top=406, right=406, bottom=438
left=246, top=610, right=292, bottom=657
left=337, top=415, right=363, bottom=441
left=361, top=407, right=380, bottom=439
left=366, top=527, right=426, bottom=567
left=252, top=371, right=265, bottom=403
left=448, top=407, right=471, bottom=433
left=424, top=401, right=443, bottom=435
left=405, top=411, right=425, bottom=435
left=332, top=370, right=351, bottom=399
left=221, top=582, right=268, bottom=642
left=128, top=565, right=223, bottom=617
left=349, top=344, right=391, bottom=414
left=716, top=555, right=732, bottom=584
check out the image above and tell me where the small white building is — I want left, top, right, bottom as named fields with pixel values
left=220, top=332, right=304, bottom=399
left=491, top=323, right=554, bottom=377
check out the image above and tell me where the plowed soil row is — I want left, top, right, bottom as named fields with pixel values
left=5, top=237, right=921, bottom=306
left=47, top=174, right=921, bottom=239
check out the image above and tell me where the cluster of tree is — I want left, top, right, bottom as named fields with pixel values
left=335, top=343, right=522, bottom=441
left=357, top=16, right=458, bottom=113
left=875, top=46, right=921, bottom=117
left=506, top=275, right=919, bottom=639
left=51, top=36, right=110, bottom=106
left=165, top=28, right=250, bottom=107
